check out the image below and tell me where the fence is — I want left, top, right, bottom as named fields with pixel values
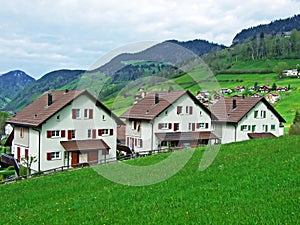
left=0, top=147, right=191, bottom=184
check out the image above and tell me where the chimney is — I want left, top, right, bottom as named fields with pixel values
left=48, top=93, right=53, bottom=106
left=155, top=93, right=159, bottom=104
left=232, top=99, right=237, bottom=110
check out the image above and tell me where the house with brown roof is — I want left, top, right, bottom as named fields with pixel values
left=6, top=90, right=123, bottom=172
left=120, top=90, right=218, bottom=153
left=210, top=96, right=285, bottom=144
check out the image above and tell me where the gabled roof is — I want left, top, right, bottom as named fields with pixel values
left=210, top=96, right=286, bottom=123
left=120, top=90, right=211, bottom=120
left=6, top=90, right=124, bottom=127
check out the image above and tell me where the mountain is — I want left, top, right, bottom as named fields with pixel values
left=0, top=70, right=35, bottom=110
left=232, top=14, right=300, bottom=45
left=97, top=39, right=225, bottom=76
left=5, top=69, right=85, bottom=112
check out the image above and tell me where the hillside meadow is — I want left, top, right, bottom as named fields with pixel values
left=0, top=136, right=299, bottom=224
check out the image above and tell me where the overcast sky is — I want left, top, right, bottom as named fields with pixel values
left=0, top=0, right=300, bottom=78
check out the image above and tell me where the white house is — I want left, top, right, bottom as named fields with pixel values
left=210, top=96, right=286, bottom=144
left=120, top=90, right=218, bottom=153
left=6, top=90, right=123, bottom=172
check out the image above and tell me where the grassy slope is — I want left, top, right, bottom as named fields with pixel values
left=0, top=136, right=299, bottom=224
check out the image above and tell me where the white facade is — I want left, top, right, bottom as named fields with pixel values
left=125, top=94, right=213, bottom=152
left=213, top=101, right=284, bottom=144
left=11, top=94, right=119, bottom=172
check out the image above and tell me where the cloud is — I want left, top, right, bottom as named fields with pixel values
left=0, top=0, right=300, bottom=78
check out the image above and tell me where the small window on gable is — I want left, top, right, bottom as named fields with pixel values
left=102, top=115, right=106, bottom=121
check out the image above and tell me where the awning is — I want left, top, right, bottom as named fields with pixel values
left=60, top=139, right=110, bottom=151
left=248, top=133, right=276, bottom=139
left=156, top=132, right=219, bottom=141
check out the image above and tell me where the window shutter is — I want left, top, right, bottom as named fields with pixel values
left=140, top=139, right=143, bottom=148
left=89, top=109, right=93, bottom=119
left=189, top=106, right=193, bottom=115
left=205, top=123, right=209, bottom=129
left=92, top=129, right=96, bottom=139
left=134, top=121, right=137, bottom=130
left=68, top=130, right=72, bottom=140
left=158, top=123, right=163, bottom=129
left=110, top=129, right=114, bottom=136
left=17, top=147, right=21, bottom=163
left=47, top=130, right=52, bottom=138
left=263, top=111, right=266, bottom=118
left=168, top=123, right=172, bottom=129
left=98, top=129, right=103, bottom=136
left=196, top=123, right=200, bottom=129
left=127, top=137, right=130, bottom=146
left=72, top=109, right=76, bottom=119
left=47, top=152, right=52, bottom=160
left=192, top=123, right=196, bottom=131
left=61, top=130, right=66, bottom=138
left=254, top=110, right=258, bottom=118
left=25, top=149, right=29, bottom=158
left=177, top=106, right=182, bottom=114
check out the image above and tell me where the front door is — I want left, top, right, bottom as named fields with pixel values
left=88, top=151, right=98, bottom=165
left=71, top=152, right=79, bottom=166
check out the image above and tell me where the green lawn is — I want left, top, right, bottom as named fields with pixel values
left=0, top=136, right=299, bottom=224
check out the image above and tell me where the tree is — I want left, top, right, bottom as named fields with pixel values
left=273, top=62, right=288, bottom=77
left=290, top=29, right=300, bottom=53
left=21, top=155, right=37, bottom=178
left=289, top=110, right=300, bottom=135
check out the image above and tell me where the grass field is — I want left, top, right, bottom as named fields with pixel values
left=1, top=136, right=299, bottom=224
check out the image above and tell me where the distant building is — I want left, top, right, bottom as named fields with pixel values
left=282, top=69, right=299, bottom=77
left=265, top=92, right=280, bottom=104
left=235, top=86, right=245, bottom=93
left=220, top=88, right=232, bottom=94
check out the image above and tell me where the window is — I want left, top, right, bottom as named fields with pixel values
left=160, top=123, right=168, bottom=129
left=47, top=130, right=63, bottom=138
left=20, top=127, right=24, bottom=138
left=241, top=125, right=250, bottom=131
left=186, top=106, right=189, bottom=114
left=262, top=125, right=268, bottom=132
left=254, top=110, right=258, bottom=118
left=188, top=123, right=196, bottom=131
left=84, top=109, right=93, bottom=119
left=87, top=129, right=92, bottom=138
left=137, top=139, right=143, bottom=148
left=102, top=115, right=106, bottom=121
left=252, top=125, right=256, bottom=133
left=47, top=151, right=61, bottom=160
left=271, top=124, right=276, bottom=130
left=102, top=129, right=109, bottom=135
left=261, top=110, right=266, bottom=118
left=177, top=106, right=183, bottom=114
left=51, top=130, right=60, bottom=137
left=254, top=110, right=266, bottom=119
left=174, top=123, right=180, bottom=131
left=197, top=123, right=205, bottom=129
left=72, top=109, right=81, bottom=119
left=68, top=130, right=76, bottom=140
left=84, top=109, right=89, bottom=118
